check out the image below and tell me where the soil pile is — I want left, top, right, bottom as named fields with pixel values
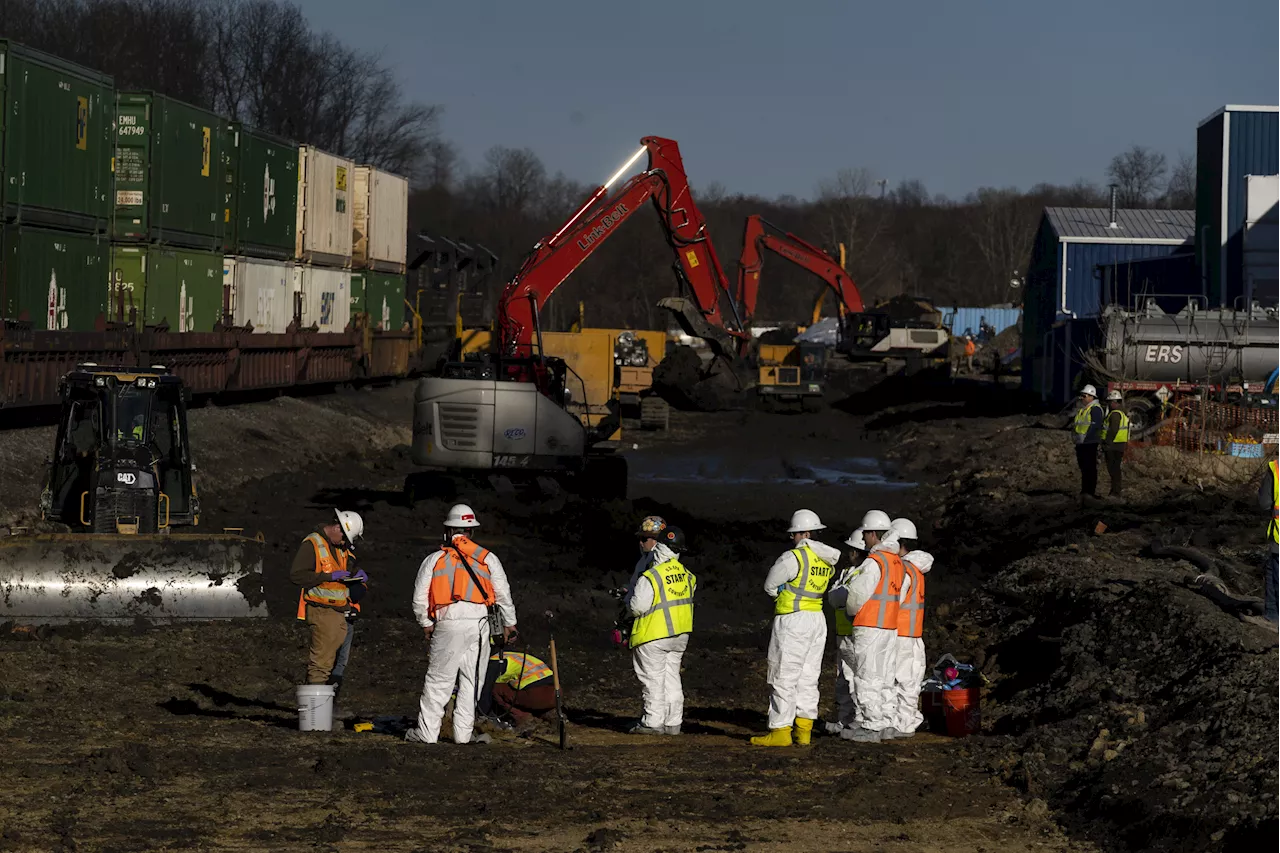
left=871, top=401, right=1278, bottom=852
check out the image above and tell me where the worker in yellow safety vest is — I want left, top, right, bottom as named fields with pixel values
left=624, top=521, right=696, bottom=736
left=1071, top=384, right=1104, bottom=497
left=1102, top=390, right=1130, bottom=497
left=752, top=509, right=842, bottom=747
left=477, top=649, right=557, bottom=729
left=1259, top=458, right=1278, bottom=623
left=289, top=509, right=367, bottom=684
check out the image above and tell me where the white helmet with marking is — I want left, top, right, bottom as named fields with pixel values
left=844, top=527, right=866, bottom=549
left=1081, top=384, right=1098, bottom=398
left=334, top=509, right=364, bottom=542
left=445, top=503, right=480, bottom=528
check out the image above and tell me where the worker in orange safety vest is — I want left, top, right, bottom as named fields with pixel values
left=290, top=509, right=367, bottom=685
left=829, top=509, right=904, bottom=743
left=406, top=504, right=518, bottom=745
left=885, top=517, right=935, bottom=740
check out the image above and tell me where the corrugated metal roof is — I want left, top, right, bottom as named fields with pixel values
left=1045, top=208, right=1195, bottom=243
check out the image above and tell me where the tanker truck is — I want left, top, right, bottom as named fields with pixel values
left=1087, top=301, right=1279, bottom=435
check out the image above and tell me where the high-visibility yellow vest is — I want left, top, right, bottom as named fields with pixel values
left=1106, top=409, right=1130, bottom=445
left=491, top=652, right=553, bottom=690
left=629, top=557, right=695, bottom=647
left=1073, top=401, right=1101, bottom=437
left=1269, top=459, right=1278, bottom=545
left=775, top=543, right=835, bottom=615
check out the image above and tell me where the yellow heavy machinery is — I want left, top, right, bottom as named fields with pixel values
left=756, top=342, right=828, bottom=412
left=0, top=365, right=267, bottom=624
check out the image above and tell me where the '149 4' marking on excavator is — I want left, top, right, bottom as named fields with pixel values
left=576, top=203, right=629, bottom=251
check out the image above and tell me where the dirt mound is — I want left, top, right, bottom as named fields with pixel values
left=652, top=346, right=751, bottom=412
left=869, top=399, right=1278, bottom=852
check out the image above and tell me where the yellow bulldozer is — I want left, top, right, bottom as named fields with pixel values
left=0, top=365, right=268, bottom=624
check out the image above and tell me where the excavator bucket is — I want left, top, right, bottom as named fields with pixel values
left=0, top=531, right=269, bottom=625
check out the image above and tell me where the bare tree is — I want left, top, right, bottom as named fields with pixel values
left=1162, top=152, right=1196, bottom=209
left=964, top=187, right=1041, bottom=304
left=813, top=168, right=896, bottom=298
left=1107, top=145, right=1168, bottom=207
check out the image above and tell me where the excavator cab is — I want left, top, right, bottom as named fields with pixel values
left=41, top=365, right=198, bottom=533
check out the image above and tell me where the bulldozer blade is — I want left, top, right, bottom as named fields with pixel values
left=0, top=533, right=269, bottom=625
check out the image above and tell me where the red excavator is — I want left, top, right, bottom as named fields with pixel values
left=736, top=214, right=865, bottom=322
left=408, top=136, right=752, bottom=499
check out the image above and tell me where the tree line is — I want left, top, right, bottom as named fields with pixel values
left=2, top=0, right=1198, bottom=331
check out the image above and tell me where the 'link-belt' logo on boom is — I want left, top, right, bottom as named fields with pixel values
left=576, top=203, right=629, bottom=251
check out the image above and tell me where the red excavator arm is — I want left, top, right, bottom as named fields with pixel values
left=496, top=136, right=747, bottom=359
left=736, top=214, right=865, bottom=323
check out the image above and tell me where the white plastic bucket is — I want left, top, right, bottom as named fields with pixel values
left=296, top=684, right=335, bottom=732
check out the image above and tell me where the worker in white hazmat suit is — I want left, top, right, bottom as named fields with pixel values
left=751, top=509, right=842, bottom=747
left=406, top=504, right=518, bottom=745
left=821, top=526, right=867, bottom=735
left=625, top=518, right=695, bottom=735
left=833, top=509, right=905, bottom=743
left=884, top=517, right=934, bottom=739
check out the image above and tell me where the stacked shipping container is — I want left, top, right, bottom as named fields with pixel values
left=0, top=37, right=412, bottom=408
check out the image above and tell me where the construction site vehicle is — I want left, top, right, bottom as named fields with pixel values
left=839, top=297, right=950, bottom=373
left=735, top=215, right=864, bottom=402
left=615, top=331, right=671, bottom=430
left=408, top=136, right=750, bottom=501
left=0, top=365, right=267, bottom=624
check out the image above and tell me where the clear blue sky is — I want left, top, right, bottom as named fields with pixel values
left=303, top=0, right=1277, bottom=199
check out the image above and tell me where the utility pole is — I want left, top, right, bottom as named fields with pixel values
left=876, top=179, right=888, bottom=199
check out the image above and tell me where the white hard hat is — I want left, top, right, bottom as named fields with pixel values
left=1107, top=389, right=1123, bottom=401
left=334, top=509, right=364, bottom=542
left=890, top=517, right=917, bottom=539
left=844, top=527, right=866, bottom=549
left=860, top=509, right=891, bottom=531
left=787, top=509, right=826, bottom=533
left=445, top=503, right=480, bottom=528
left=1081, top=384, right=1097, bottom=398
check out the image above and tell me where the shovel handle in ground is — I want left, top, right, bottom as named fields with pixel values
left=546, top=610, right=567, bottom=750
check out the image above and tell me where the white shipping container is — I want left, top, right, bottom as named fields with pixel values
left=296, top=146, right=355, bottom=266
left=352, top=165, right=409, bottom=272
left=225, top=256, right=294, bottom=334
left=1243, top=174, right=1279, bottom=304
left=294, top=264, right=352, bottom=334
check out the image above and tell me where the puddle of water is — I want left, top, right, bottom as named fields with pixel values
left=624, top=450, right=916, bottom=489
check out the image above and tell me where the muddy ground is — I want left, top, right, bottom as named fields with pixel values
left=0, top=376, right=1275, bottom=852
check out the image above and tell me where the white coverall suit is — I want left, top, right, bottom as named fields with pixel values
left=833, top=538, right=901, bottom=734
left=626, top=542, right=689, bottom=730
left=763, top=540, right=843, bottom=730
left=408, top=545, right=517, bottom=744
left=894, top=550, right=934, bottom=734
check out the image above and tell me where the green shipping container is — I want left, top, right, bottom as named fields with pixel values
left=109, top=244, right=223, bottom=332
left=224, top=123, right=299, bottom=259
left=357, top=271, right=406, bottom=331
left=0, top=40, right=114, bottom=233
left=1, top=224, right=107, bottom=331
left=113, top=92, right=227, bottom=249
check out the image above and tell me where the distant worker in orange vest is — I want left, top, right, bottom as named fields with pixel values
left=885, top=517, right=934, bottom=740
left=831, top=509, right=904, bottom=743
left=963, top=335, right=976, bottom=374
left=406, top=504, right=518, bottom=745
left=290, top=509, right=367, bottom=685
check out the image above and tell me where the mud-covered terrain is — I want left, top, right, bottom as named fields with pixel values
left=0, top=377, right=1274, bottom=852
left=0, top=384, right=1079, bottom=853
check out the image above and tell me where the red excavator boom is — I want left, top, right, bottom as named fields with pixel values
left=495, top=136, right=748, bottom=359
left=736, top=214, right=865, bottom=323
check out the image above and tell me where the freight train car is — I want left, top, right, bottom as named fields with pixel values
left=0, top=38, right=420, bottom=414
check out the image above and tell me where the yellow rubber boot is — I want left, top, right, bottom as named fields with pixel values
left=793, top=717, right=814, bottom=746
left=750, top=727, right=793, bottom=747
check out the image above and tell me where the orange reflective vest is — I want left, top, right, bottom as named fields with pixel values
left=296, top=532, right=351, bottom=619
left=429, top=536, right=496, bottom=619
left=851, top=551, right=903, bottom=630
left=897, top=561, right=925, bottom=638
left=964, top=340, right=976, bottom=356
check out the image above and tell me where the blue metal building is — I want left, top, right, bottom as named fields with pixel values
left=1195, top=105, right=1279, bottom=308
left=938, top=306, right=1021, bottom=339
left=1023, top=207, right=1194, bottom=400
